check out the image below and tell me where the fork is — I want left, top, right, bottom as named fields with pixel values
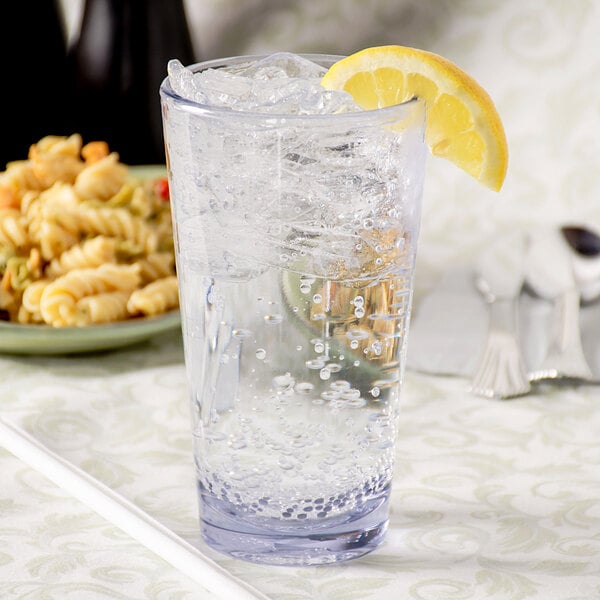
left=469, top=232, right=531, bottom=399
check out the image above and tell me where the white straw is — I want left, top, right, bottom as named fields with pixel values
left=0, top=417, right=270, bottom=600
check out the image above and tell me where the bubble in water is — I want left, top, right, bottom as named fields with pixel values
left=295, top=382, right=314, bottom=394
left=326, top=363, right=342, bottom=373
left=354, top=296, right=364, bottom=307
left=232, top=328, right=253, bottom=339
left=370, top=386, right=380, bottom=397
left=321, top=390, right=341, bottom=401
left=296, top=345, right=303, bottom=351
left=204, top=431, right=227, bottom=442
left=314, top=342, right=325, bottom=353
left=369, top=413, right=392, bottom=430
left=354, top=306, right=365, bottom=318
left=375, top=258, right=383, bottom=266
left=256, top=349, right=266, bottom=360
left=300, top=283, right=311, bottom=294
left=372, top=341, right=382, bottom=356
left=278, top=456, right=295, bottom=470
left=319, top=367, right=331, bottom=380
left=228, top=435, right=247, bottom=449
left=312, top=294, right=322, bottom=304
left=363, top=218, right=374, bottom=229
left=342, top=388, right=361, bottom=399
left=328, top=399, right=345, bottom=410
left=306, top=358, right=326, bottom=369
left=350, top=340, right=359, bottom=349
left=330, top=380, right=351, bottom=391
left=353, top=360, right=360, bottom=367
left=376, top=440, right=394, bottom=450
left=273, top=373, right=295, bottom=390
left=264, top=314, right=283, bottom=325
left=346, top=329, right=369, bottom=341
left=347, top=397, right=367, bottom=408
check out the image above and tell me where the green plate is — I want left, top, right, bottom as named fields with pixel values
left=0, top=165, right=180, bottom=356
left=0, top=309, right=181, bottom=355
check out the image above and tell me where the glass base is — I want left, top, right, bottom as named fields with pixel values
left=199, top=490, right=390, bottom=565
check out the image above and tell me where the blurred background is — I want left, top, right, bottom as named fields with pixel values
left=3, top=0, right=599, bottom=288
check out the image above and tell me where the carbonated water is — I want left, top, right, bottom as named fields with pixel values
left=161, top=53, right=426, bottom=564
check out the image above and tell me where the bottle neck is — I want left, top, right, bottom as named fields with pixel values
left=67, top=0, right=196, bottom=164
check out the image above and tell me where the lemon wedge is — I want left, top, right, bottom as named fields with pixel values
left=321, top=45, right=508, bottom=191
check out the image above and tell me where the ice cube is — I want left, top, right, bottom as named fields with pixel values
left=167, top=59, right=208, bottom=104
left=167, top=54, right=360, bottom=115
left=238, top=52, right=328, bottom=80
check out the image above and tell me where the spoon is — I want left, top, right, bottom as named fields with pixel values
left=525, top=227, right=593, bottom=382
left=562, top=225, right=600, bottom=257
left=561, top=225, right=600, bottom=304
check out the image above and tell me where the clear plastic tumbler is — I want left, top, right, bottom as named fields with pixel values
left=160, top=54, right=427, bottom=565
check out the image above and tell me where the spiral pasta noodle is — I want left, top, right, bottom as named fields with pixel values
left=127, top=276, right=179, bottom=317
left=0, top=209, right=28, bottom=250
left=0, top=134, right=178, bottom=326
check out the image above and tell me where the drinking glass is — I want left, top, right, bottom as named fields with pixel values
left=160, top=54, right=427, bottom=565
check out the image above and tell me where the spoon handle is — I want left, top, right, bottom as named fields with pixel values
left=470, top=298, right=531, bottom=399
left=529, top=288, right=593, bottom=381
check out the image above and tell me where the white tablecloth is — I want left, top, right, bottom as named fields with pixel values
left=1, top=328, right=600, bottom=599
left=5, top=1, right=600, bottom=598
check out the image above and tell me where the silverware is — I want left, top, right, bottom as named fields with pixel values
left=562, top=224, right=600, bottom=257
left=525, top=227, right=593, bottom=382
left=561, top=225, right=600, bottom=304
left=470, top=231, right=531, bottom=399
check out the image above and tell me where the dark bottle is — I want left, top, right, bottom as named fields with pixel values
left=66, top=0, right=196, bottom=165
left=1, top=0, right=69, bottom=168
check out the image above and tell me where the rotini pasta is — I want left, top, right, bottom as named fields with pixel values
left=137, top=252, right=175, bottom=284
left=46, top=236, right=118, bottom=278
left=127, top=276, right=179, bottom=317
left=75, top=290, right=131, bottom=326
left=0, top=135, right=178, bottom=326
left=0, top=209, right=28, bottom=249
left=73, top=205, right=159, bottom=254
left=40, top=263, right=141, bottom=327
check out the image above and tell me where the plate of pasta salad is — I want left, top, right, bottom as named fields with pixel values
left=0, top=135, right=181, bottom=354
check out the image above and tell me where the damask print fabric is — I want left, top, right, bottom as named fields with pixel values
left=3, top=1, right=600, bottom=597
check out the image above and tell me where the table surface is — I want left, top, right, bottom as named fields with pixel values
left=4, top=4, right=600, bottom=598
left=1, top=317, right=600, bottom=600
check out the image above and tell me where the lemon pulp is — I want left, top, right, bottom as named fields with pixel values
left=321, top=45, right=508, bottom=191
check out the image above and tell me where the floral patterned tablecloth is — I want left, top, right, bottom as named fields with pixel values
left=1, top=330, right=600, bottom=600
left=4, top=1, right=600, bottom=598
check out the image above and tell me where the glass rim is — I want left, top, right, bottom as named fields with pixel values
left=159, top=53, right=424, bottom=124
